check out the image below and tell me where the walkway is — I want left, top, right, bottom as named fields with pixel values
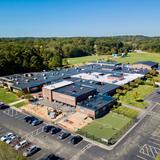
left=9, top=99, right=26, bottom=106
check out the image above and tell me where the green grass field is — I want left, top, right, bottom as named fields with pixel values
left=67, top=52, right=160, bottom=65
left=13, top=101, right=28, bottom=108
left=0, top=88, right=18, bottom=104
left=79, top=112, right=132, bottom=140
left=112, top=106, right=140, bottom=119
left=120, top=85, right=156, bottom=109
left=156, top=154, right=160, bottom=160
left=0, top=141, right=26, bottom=160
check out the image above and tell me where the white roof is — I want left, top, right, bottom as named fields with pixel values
left=72, top=72, right=144, bottom=86
left=43, top=81, right=73, bottom=90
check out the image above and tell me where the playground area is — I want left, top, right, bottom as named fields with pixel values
left=58, top=112, right=93, bottom=132
left=22, top=103, right=64, bottom=123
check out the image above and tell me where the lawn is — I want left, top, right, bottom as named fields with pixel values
left=0, top=141, right=26, bottom=160
left=66, top=52, right=160, bottom=65
left=13, top=101, right=28, bottom=108
left=156, top=154, right=160, bottom=160
left=112, top=106, right=140, bottom=119
left=79, top=112, right=132, bottom=141
left=119, top=85, right=156, bottom=109
left=0, top=88, right=18, bottom=104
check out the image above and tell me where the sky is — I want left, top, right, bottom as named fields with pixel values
left=0, top=0, right=160, bottom=37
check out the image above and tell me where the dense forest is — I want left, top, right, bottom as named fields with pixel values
left=0, top=36, right=160, bottom=76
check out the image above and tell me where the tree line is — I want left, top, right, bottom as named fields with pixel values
left=0, top=36, right=159, bottom=76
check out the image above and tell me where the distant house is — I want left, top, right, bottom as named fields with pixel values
left=131, top=61, right=159, bottom=70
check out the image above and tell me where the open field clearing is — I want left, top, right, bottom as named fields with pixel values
left=67, top=52, right=160, bottom=65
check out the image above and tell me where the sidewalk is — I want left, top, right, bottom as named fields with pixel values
left=9, top=99, right=26, bottom=106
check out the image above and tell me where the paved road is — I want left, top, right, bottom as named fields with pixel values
left=0, top=108, right=103, bottom=160
left=0, top=91, right=159, bottom=160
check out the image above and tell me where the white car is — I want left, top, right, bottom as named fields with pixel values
left=0, top=132, right=13, bottom=142
left=23, top=145, right=38, bottom=157
left=15, top=140, right=28, bottom=150
left=5, top=135, right=16, bottom=144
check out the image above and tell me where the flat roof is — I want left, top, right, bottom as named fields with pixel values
left=77, top=95, right=116, bottom=111
left=0, top=61, right=153, bottom=91
left=134, top=61, right=159, bottom=67
left=74, top=79, right=119, bottom=94
left=43, top=81, right=73, bottom=90
left=72, top=72, right=144, bottom=86
left=53, top=83, right=96, bottom=98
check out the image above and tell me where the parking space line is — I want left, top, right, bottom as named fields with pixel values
left=70, top=143, right=94, bottom=160
left=136, top=155, right=148, bottom=160
left=150, top=137, right=160, bottom=142
left=148, top=140, right=160, bottom=146
left=139, top=144, right=160, bottom=159
left=25, top=124, right=47, bottom=140
left=35, top=153, right=47, bottom=160
left=14, top=114, right=24, bottom=119
left=149, top=145, right=156, bottom=159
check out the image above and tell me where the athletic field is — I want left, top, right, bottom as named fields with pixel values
left=80, top=112, right=132, bottom=140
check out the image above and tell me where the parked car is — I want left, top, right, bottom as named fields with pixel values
left=23, top=145, right=38, bottom=157
left=40, top=154, right=63, bottom=160
left=5, top=134, right=17, bottom=144
left=31, top=119, right=43, bottom=126
left=0, top=132, right=13, bottom=142
left=43, top=125, right=53, bottom=133
left=0, top=102, right=9, bottom=109
left=58, top=131, right=71, bottom=140
left=24, top=116, right=35, bottom=123
left=50, top=127, right=61, bottom=134
left=14, top=139, right=29, bottom=150
left=157, top=90, right=160, bottom=94
left=70, top=136, right=83, bottom=145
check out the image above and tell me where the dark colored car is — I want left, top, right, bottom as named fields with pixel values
left=50, top=127, right=61, bottom=134
left=40, top=154, right=63, bottom=160
left=0, top=102, right=9, bottom=110
left=58, top=131, right=71, bottom=140
left=43, top=125, right=53, bottom=133
left=24, top=116, right=36, bottom=123
left=31, top=119, right=43, bottom=126
left=70, top=136, right=83, bottom=145
left=157, top=90, right=160, bottom=94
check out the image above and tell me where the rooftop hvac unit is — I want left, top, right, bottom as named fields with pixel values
left=26, top=79, right=29, bottom=82
left=16, top=81, right=19, bottom=85
left=80, top=87, right=84, bottom=90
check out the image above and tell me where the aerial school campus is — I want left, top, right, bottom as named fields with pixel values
left=1, top=0, right=160, bottom=160
left=0, top=51, right=160, bottom=159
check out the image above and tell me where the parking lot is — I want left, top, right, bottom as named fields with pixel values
left=0, top=124, right=48, bottom=160
left=136, top=125, right=160, bottom=160
left=0, top=108, right=97, bottom=160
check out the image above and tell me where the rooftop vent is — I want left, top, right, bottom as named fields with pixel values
left=16, top=81, right=19, bottom=85
left=26, top=79, right=30, bottom=83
